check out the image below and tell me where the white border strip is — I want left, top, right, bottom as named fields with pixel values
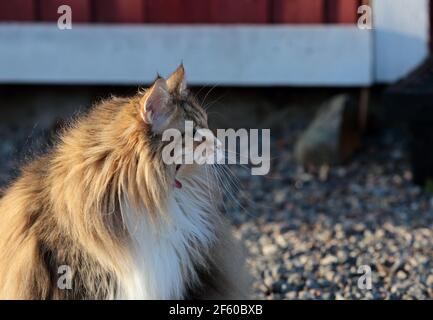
left=0, top=24, right=373, bottom=86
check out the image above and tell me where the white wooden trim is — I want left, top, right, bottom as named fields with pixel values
left=372, top=0, right=430, bottom=83
left=0, top=24, right=373, bottom=86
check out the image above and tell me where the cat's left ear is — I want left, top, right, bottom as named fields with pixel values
left=167, top=64, right=187, bottom=95
left=141, top=78, right=171, bottom=133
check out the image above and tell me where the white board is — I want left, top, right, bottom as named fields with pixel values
left=0, top=24, right=373, bottom=86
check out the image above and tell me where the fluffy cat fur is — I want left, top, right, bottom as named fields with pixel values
left=0, top=65, right=250, bottom=299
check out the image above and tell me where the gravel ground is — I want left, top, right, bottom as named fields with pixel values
left=1, top=109, right=433, bottom=300
left=228, top=121, right=433, bottom=300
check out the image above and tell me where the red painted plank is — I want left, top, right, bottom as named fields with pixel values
left=38, top=0, right=91, bottom=22
left=273, top=0, right=324, bottom=24
left=327, top=0, right=360, bottom=24
left=146, top=0, right=209, bottom=23
left=94, top=0, right=145, bottom=23
left=210, top=0, right=269, bottom=24
left=338, top=0, right=360, bottom=24
left=0, top=0, right=36, bottom=21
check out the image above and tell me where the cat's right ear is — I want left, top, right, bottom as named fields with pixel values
left=141, top=78, right=171, bottom=134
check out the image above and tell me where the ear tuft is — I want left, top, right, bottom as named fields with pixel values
left=167, top=64, right=187, bottom=95
left=155, top=72, right=163, bottom=81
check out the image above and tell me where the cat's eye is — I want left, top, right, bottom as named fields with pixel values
left=176, top=164, right=181, bottom=172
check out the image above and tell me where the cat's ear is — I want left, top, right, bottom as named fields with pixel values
left=167, top=64, right=187, bottom=95
left=141, top=78, right=171, bottom=134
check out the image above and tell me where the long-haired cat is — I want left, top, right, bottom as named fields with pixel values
left=0, top=65, right=250, bottom=299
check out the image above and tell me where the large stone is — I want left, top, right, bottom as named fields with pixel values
left=294, top=94, right=358, bottom=166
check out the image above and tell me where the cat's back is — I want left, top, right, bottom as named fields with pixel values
left=0, top=155, right=55, bottom=298
left=0, top=154, right=51, bottom=207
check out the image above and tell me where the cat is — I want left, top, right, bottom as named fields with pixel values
left=0, top=65, right=250, bottom=299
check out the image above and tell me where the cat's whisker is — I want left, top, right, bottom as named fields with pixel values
left=220, top=166, right=261, bottom=213
left=203, top=93, right=227, bottom=111
left=192, top=85, right=209, bottom=101
left=200, top=84, right=218, bottom=108
left=219, top=155, right=251, bottom=170
left=203, top=165, right=220, bottom=208
left=211, top=163, right=265, bottom=217
left=209, top=164, right=247, bottom=213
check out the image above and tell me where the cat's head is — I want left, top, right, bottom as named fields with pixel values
left=133, top=65, right=218, bottom=201
left=140, top=64, right=208, bottom=135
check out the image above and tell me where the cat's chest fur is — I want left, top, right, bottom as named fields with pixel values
left=120, top=194, right=215, bottom=299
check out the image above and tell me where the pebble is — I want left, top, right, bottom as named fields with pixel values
left=262, top=244, right=278, bottom=256
left=321, top=255, right=338, bottom=266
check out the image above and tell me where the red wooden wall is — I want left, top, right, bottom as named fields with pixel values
left=0, top=0, right=365, bottom=24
